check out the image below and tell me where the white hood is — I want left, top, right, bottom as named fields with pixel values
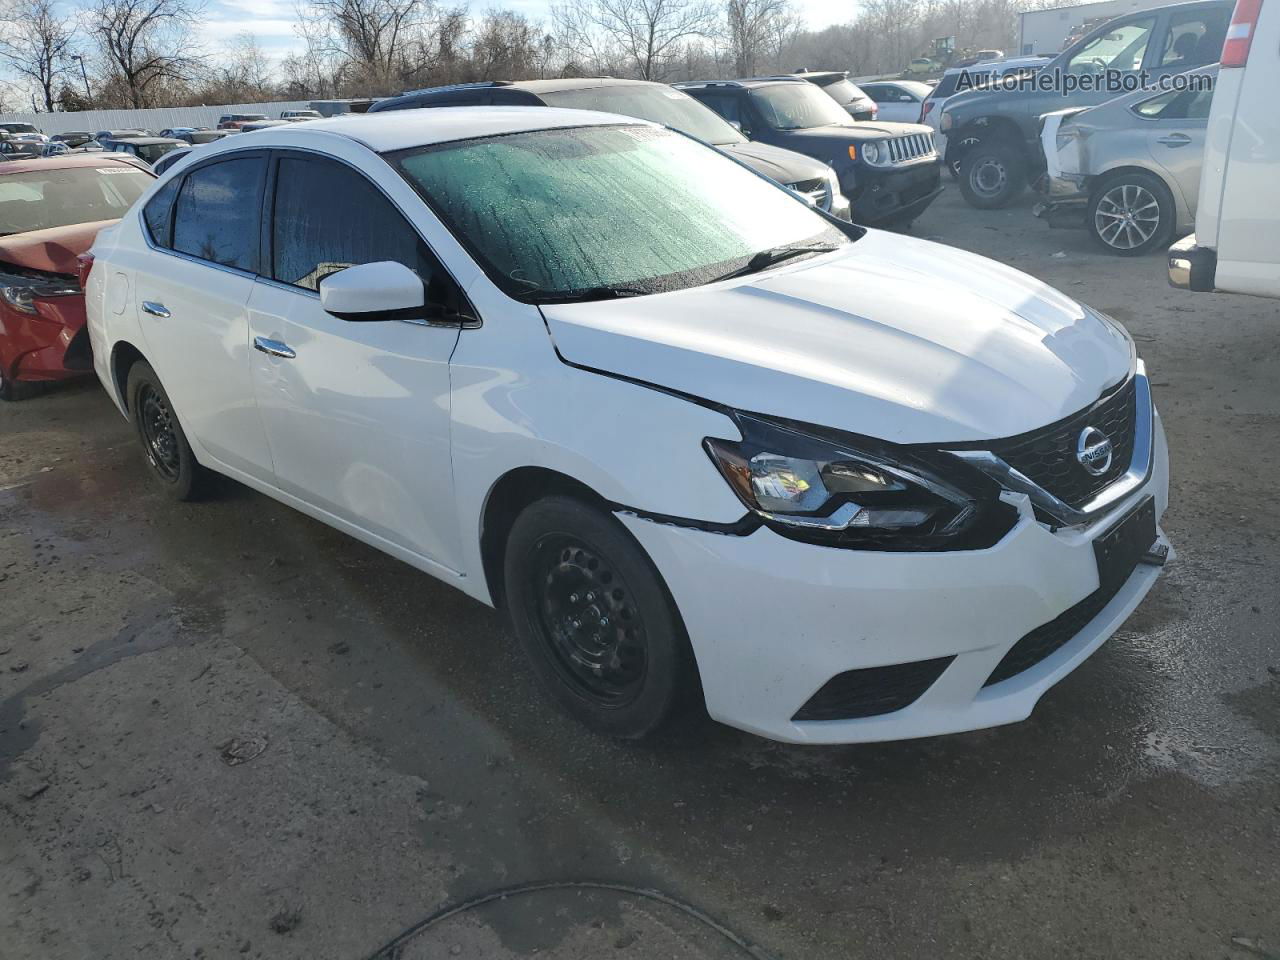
left=541, top=230, right=1133, bottom=444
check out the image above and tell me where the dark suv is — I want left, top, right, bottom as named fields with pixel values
left=369, top=78, right=850, bottom=219
left=941, top=0, right=1230, bottom=208
left=776, top=70, right=878, bottom=120
left=678, top=78, right=942, bottom=227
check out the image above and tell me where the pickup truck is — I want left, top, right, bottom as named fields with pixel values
left=941, top=0, right=1230, bottom=208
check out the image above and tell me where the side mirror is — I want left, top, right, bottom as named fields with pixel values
left=320, top=261, right=432, bottom=323
left=729, top=119, right=743, bottom=131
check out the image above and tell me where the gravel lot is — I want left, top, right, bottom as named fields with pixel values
left=2, top=186, right=1278, bottom=960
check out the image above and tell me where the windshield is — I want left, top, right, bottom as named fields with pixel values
left=816, top=78, right=865, bottom=105
left=0, top=165, right=152, bottom=235
left=392, top=125, right=844, bottom=301
left=134, top=142, right=182, bottom=163
left=538, top=85, right=746, bottom=146
left=749, top=83, right=853, bottom=130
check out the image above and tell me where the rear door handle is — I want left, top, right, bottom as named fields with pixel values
left=141, top=301, right=170, bottom=318
left=253, top=336, right=296, bottom=360
left=1156, top=133, right=1192, bottom=147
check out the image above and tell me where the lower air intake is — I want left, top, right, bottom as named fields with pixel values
left=792, top=656, right=955, bottom=722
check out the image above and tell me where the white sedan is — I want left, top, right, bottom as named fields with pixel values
left=85, top=108, right=1172, bottom=743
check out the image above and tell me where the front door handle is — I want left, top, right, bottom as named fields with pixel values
left=141, top=301, right=170, bottom=318
left=253, top=336, right=296, bottom=360
left=1156, top=133, right=1192, bottom=147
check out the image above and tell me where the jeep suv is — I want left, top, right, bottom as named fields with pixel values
left=941, top=0, right=1229, bottom=208
left=679, top=78, right=943, bottom=227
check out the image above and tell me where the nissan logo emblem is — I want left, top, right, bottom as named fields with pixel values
left=1076, top=426, right=1113, bottom=477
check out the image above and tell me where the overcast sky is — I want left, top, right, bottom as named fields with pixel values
left=198, top=0, right=856, bottom=62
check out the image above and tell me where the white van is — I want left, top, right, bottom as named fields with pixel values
left=1169, top=0, right=1279, bottom=297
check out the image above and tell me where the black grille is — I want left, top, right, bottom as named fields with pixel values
left=792, top=656, right=955, bottom=721
left=986, top=377, right=1137, bottom=510
left=984, top=497, right=1156, bottom=686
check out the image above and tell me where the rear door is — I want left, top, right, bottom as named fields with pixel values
left=1137, top=83, right=1213, bottom=216
left=132, top=151, right=274, bottom=480
left=246, top=150, right=466, bottom=570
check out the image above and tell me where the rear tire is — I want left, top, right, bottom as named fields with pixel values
left=126, top=360, right=210, bottom=501
left=958, top=143, right=1027, bottom=209
left=503, top=495, right=698, bottom=739
left=1086, top=171, right=1175, bottom=257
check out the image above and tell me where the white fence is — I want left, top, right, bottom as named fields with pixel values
left=0, top=101, right=317, bottom=136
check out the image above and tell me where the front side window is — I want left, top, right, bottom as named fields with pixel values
left=0, top=165, right=153, bottom=236
left=748, top=83, right=853, bottom=130
left=172, top=156, right=263, bottom=271
left=1067, top=18, right=1155, bottom=74
left=271, top=154, right=443, bottom=296
left=392, top=124, right=845, bottom=302
left=1160, top=10, right=1228, bottom=66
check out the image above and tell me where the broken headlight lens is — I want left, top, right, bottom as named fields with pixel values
left=0, top=279, right=80, bottom=315
left=705, top=413, right=1014, bottom=550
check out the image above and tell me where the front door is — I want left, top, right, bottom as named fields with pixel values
left=246, top=151, right=467, bottom=571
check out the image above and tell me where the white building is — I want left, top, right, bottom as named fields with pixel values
left=1017, top=0, right=1179, bottom=55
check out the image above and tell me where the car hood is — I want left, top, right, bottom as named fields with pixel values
left=0, top=219, right=118, bottom=275
left=783, top=122, right=931, bottom=142
left=541, top=230, right=1132, bottom=444
left=719, top=140, right=829, bottom=184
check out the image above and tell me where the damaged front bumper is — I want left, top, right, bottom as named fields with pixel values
left=1033, top=173, right=1091, bottom=229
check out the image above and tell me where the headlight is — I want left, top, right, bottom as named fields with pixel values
left=860, top=141, right=882, bottom=165
left=822, top=165, right=841, bottom=194
left=704, top=413, right=1016, bottom=551
left=940, top=111, right=953, bottom=132
left=0, top=280, right=80, bottom=314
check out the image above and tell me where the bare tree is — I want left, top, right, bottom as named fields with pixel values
left=724, top=0, right=794, bottom=75
left=469, top=10, right=545, bottom=80
left=312, top=0, right=425, bottom=89
left=553, top=0, right=717, bottom=80
left=89, top=0, right=202, bottom=108
left=0, top=0, right=76, bottom=111
left=201, top=32, right=275, bottom=102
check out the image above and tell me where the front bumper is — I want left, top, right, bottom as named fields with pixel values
left=1032, top=173, right=1090, bottom=228
left=1167, top=233, right=1217, bottom=292
left=0, top=297, right=91, bottom=383
left=848, top=160, right=943, bottom=224
left=620, top=410, right=1171, bottom=744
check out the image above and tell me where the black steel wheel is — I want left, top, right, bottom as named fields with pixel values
left=138, top=382, right=181, bottom=481
left=530, top=534, right=649, bottom=707
left=504, top=496, right=698, bottom=739
left=127, top=360, right=210, bottom=500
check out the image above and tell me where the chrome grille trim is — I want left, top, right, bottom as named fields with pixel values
left=885, top=132, right=937, bottom=166
left=944, top=361, right=1154, bottom=529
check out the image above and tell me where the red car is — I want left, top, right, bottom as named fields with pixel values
left=0, top=154, right=154, bottom=400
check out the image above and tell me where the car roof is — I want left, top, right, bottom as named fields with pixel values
left=396, top=77, right=653, bottom=100
left=246, top=106, right=652, bottom=152
left=114, top=137, right=184, bottom=144
left=0, top=153, right=143, bottom=175
left=677, top=77, right=806, bottom=91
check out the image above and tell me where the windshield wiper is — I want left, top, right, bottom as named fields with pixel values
left=527, top=285, right=651, bottom=304
left=709, top=244, right=842, bottom=284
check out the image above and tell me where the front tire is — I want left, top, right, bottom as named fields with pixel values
left=1086, top=171, right=1175, bottom=256
left=126, top=360, right=209, bottom=501
left=958, top=143, right=1027, bottom=208
left=503, top=496, right=698, bottom=739
left=0, top=366, right=37, bottom=401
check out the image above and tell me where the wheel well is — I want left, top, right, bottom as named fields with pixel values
left=1090, top=165, right=1174, bottom=199
left=110, top=341, right=146, bottom=414
left=479, top=467, right=610, bottom=609
left=952, top=117, right=1029, bottom=162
